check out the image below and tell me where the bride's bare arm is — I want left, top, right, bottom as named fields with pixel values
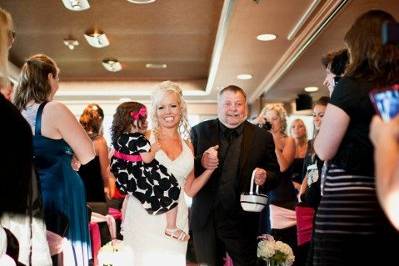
left=184, top=142, right=216, bottom=197
left=184, top=169, right=214, bottom=197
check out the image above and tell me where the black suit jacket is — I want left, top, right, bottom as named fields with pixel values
left=190, top=119, right=280, bottom=231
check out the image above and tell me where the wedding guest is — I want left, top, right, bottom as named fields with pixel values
left=0, top=8, right=51, bottom=266
left=191, top=85, right=280, bottom=266
left=261, top=104, right=298, bottom=265
left=14, top=54, right=95, bottom=266
left=296, top=96, right=329, bottom=266
left=314, top=10, right=399, bottom=266
left=289, top=118, right=308, bottom=191
left=79, top=103, right=113, bottom=212
left=370, top=115, right=399, bottom=231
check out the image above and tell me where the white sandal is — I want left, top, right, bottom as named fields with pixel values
left=165, top=228, right=190, bottom=242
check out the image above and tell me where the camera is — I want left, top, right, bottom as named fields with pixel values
left=261, top=121, right=272, bottom=130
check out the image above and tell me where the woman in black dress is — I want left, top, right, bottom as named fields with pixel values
left=313, top=10, right=399, bottom=266
left=79, top=104, right=113, bottom=213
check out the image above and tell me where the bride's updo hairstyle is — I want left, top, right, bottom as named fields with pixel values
left=151, top=81, right=191, bottom=140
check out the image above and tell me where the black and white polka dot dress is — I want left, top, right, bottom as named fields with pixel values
left=111, top=133, right=180, bottom=215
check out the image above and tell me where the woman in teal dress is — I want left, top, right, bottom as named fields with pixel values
left=14, top=54, right=95, bottom=265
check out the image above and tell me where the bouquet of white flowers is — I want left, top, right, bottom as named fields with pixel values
left=257, top=234, right=295, bottom=266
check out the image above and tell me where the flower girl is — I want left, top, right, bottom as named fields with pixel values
left=110, top=101, right=189, bottom=241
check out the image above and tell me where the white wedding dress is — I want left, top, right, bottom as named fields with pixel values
left=121, top=137, right=193, bottom=266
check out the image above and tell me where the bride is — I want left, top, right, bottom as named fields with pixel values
left=121, top=81, right=216, bottom=265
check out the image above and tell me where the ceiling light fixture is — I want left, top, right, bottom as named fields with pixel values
left=127, top=0, right=157, bottom=4
left=304, top=86, right=319, bottom=93
left=84, top=30, right=109, bottom=48
left=145, top=63, right=167, bottom=69
left=63, top=39, right=79, bottom=50
left=237, top=74, right=253, bottom=80
left=256, top=33, right=277, bottom=41
left=61, top=0, right=90, bottom=11
left=102, top=58, right=122, bottom=72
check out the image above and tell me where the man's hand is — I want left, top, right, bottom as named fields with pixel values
left=201, top=145, right=219, bottom=170
left=254, top=167, right=267, bottom=186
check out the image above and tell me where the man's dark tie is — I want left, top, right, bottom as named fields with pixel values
left=224, top=128, right=238, bottom=143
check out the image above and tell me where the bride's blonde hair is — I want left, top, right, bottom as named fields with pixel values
left=151, top=81, right=191, bottom=140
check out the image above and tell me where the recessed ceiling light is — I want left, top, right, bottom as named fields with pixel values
left=145, top=63, right=167, bottom=69
left=84, top=30, right=109, bottom=48
left=61, top=0, right=90, bottom=11
left=63, top=39, right=79, bottom=50
left=237, top=74, right=253, bottom=80
left=304, top=86, right=319, bottom=93
left=127, top=0, right=156, bottom=4
left=256, top=33, right=277, bottom=41
left=102, top=58, right=122, bottom=72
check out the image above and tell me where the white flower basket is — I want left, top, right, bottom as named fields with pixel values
left=240, top=170, right=268, bottom=212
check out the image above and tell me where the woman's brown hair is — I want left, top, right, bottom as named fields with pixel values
left=111, top=101, right=147, bottom=147
left=13, top=54, right=58, bottom=110
left=344, top=10, right=399, bottom=86
left=80, top=103, right=104, bottom=140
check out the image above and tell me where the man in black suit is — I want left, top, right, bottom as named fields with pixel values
left=190, top=85, right=280, bottom=266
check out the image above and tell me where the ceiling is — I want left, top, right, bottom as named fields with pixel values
left=2, top=0, right=399, bottom=106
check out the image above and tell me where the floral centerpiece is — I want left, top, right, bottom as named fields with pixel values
left=257, top=234, right=295, bottom=266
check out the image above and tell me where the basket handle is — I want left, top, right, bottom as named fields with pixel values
left=249, top=169, right=259, bottom=195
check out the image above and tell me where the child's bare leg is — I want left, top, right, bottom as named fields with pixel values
left=165, top=206, right=178, bottom=229
left=164, top=206, right=190, bottom=241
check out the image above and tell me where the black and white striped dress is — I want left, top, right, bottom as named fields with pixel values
left=312, top=78, right=399, bottom=266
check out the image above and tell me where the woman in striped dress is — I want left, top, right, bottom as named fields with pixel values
left=313, top=10, right=399, bottom=266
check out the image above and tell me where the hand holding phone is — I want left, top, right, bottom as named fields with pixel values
left=369, top=84, right=399, bottom=122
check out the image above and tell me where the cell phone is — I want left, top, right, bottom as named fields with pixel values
left=369, top=84, right=399, bottom=121
left=262, top=121, right=272, bottom=130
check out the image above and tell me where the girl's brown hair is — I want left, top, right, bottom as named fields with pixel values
left=13, top=54, right=58, bottom=110
left=80, top=103, right=104, bottom=140
left=344, top=10, right=399, bottom=86
left=111, top=101, right=147, bottom=147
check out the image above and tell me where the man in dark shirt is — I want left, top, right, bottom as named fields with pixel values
left=190, top=85, right=280, bottom=266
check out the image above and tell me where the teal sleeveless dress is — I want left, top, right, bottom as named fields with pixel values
left=32, top=102, right=91, bottom=265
